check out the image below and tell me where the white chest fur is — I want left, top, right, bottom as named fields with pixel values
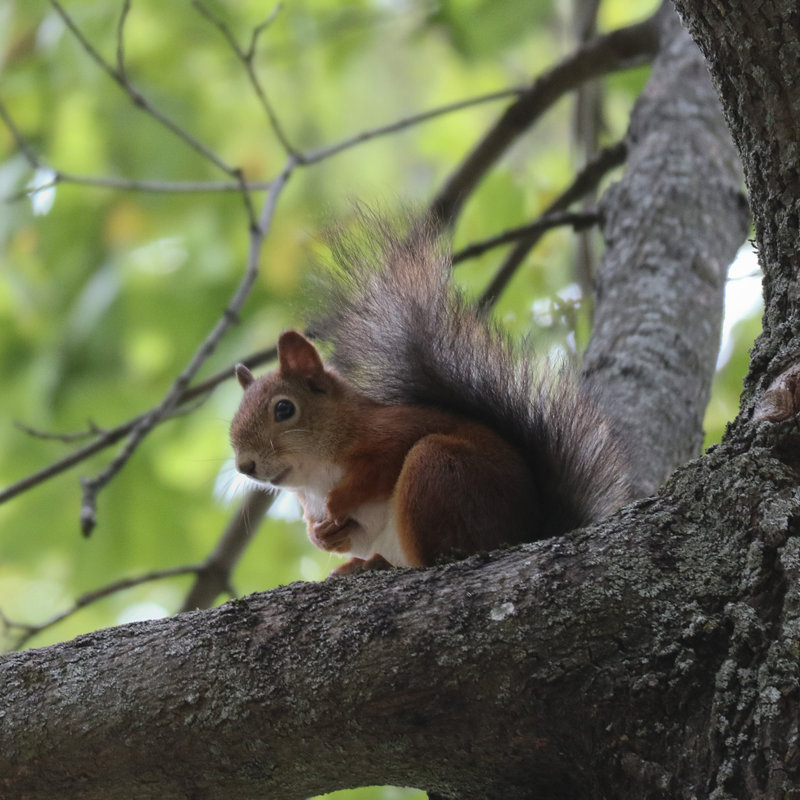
left=347, top=502, right=410, bottom=566
left=295, top=480, right=410, bottom=568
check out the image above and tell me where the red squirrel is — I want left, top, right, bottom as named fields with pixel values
left=230, top=212, right=630, bottom=576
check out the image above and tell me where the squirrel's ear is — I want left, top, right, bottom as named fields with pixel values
left=235, top=363, right=255, bottom=390
left=278, top=330, right=325, bottom=381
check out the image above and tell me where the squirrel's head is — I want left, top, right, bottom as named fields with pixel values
left=230, top=331, right=350, bottom=490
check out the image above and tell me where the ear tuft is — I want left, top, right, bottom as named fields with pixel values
left=278, top=330, right=325, bottom=380
left=235, top=363, right=255, bottom=390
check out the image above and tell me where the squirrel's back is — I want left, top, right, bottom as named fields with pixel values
left=308, top=209, right=630, bottom=537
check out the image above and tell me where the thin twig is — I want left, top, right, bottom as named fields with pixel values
left=0, top=343, right=279, bottom=506
left=2, top=74, right=519, bottom=202
left=3, top=174, right=276, bottom=202
left=2, top=564, right=202, bottom=651
left=48, top=0, right=258, bottom=228
left=477, top=139, right=627, bottom=311
left=452, top=209, right=600, bottom=265
left=78, top=157, right=296, bottom=535
left=13, top=420, right=107, bottom=443
left=302, top=87, right=523, bottom=165
left=49, top=0, right=232, bottom=176
left=116, top=0, right=132, bottom=78
left=0, top=96, right=41, bottom=169
left=427, top=11, right=660, bottom=228
left=181, top=489, right=276, bottom=611
left=191, top=0, right=297, bottom=157
left=247, top=4, right=283, bottom=59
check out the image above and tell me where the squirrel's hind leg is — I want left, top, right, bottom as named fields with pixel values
left=394, top=431, right=540, bottom=566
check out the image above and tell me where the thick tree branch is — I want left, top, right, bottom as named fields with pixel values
left=3, top=422, right=798, bottom=798
left=671, top=0, right=800, bottom=412
left=582, top=8, right=749, bottom=496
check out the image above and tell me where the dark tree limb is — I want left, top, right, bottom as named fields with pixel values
left=671, top=0, right=800, bottom=410
left=452, top=208, right=600, bottom=267
left=428, top=7, right=663, bottom=227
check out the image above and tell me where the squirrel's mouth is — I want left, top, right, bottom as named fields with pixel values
left=270, top=467, right=291, bottom=486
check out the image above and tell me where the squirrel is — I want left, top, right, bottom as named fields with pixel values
left=230, top=211, right=630, bottom=576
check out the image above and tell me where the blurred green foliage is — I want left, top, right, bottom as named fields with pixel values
left=0, top=1, right=760, bottom=796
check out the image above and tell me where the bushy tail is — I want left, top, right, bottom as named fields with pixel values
left=308, top=209, right=629, bottom=535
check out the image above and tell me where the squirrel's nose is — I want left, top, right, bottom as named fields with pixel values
left=236, top=458, right=256, bottom=476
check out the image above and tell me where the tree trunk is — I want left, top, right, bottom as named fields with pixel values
left=2, top=3, right=798, bottom=799
left=583, top=7, right=747, bottom=496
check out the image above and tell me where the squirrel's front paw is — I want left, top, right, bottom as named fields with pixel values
left=309, top=517, right=356, bottom=553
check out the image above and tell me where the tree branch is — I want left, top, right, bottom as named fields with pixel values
left=48, top=0, right=248, bottom=192
left=2, top=87, right=519, bottom=203
left=452, top=208, right=600, bottom=266
left=0, top=339, right=281, bottom=506
left=190, top=0, right=297, bottom=157
left=1, top=563, right=201, bottom=651
left=0, top=95, right=41, bottom=169
left=3, top=431, right=796, bottom=798
left=78, top=157, right=296, bottom=535
left=475, top=140, right=627, bottom=311
left=427, top=8, right=663, bottom=227
left=582, top=7, right=749, bottom=495
left=181, top=489, right=276, bottom=612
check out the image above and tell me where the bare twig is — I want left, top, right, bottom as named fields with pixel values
left=1, top=564, right=201, bottom=651
left=2, top=88, right=519, bottom=203
left=301, top=86, right=524, bottom=165
left=247, top=4, right=284, bottom=58
left=477, top=139, right=627, bottom=311
left=0, top=96, right=41, bottom=169
left=190, top=0, right=296, bottom=157
left=13, top=420, right=107, bottom=443
left=181, top=489, right=276, bottom=612
left=48, top=0, right=258, bottom=228
left=3, top=174, right=276, bottom=202
left=115, top=0, right=132, bottom=78
left=427, top=11, right=661, bottom=228
left=79, top=157, right=296, bottom=535
left=452, top=209, right=600, bottom=266
left=49, top=0, right=236, bottom=179
left=0, top=342, right=279, bottom=506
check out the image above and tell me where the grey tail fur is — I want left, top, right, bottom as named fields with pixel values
left=307, top=209, right=630, bottom=537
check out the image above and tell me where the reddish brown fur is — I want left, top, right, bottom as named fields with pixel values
left=230, top=331, right=542, bottom=572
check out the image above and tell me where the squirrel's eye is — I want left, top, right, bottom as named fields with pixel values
left=274, top=399, right=295, bottom=422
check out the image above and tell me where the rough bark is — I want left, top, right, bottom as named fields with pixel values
left=670, top=0, right=800, bottom=410
left=2, top=422, right=798, bottom=799
left=2, top=3, right=798, bottom=800
left=583, top=8, right=748, bottom=496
